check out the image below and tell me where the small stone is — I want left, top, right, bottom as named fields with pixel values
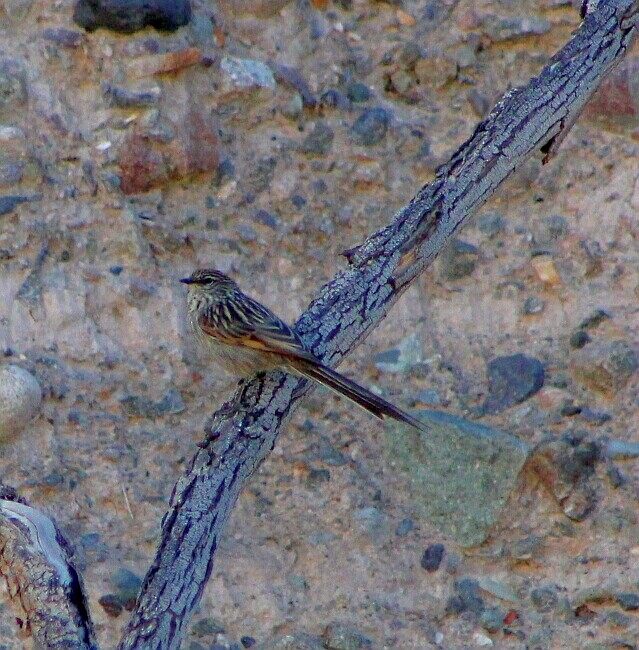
left=299, top=122, right=334, bottom=156
left=98, top=594, right=123, bottom=617
left=510, top=534, right=543, bottom=560
left=241, top=637, right=256, bottom=648
left=479, top=607, right=503, bottom=633
left=606, top=439, right=639, bottom=460
left=271, top=64, right=316, bottom=108
left=570, top=340, right=639, bottom=395
left=305, top=468, right=330, bottom=488
left=569, top=330, right=591, bottom=349
left=280, top=93, right=303, bottom=120
left=395, top=517, right=414, bottom=537
left=74, top=0, right=192, bottom=33
left=414, top=50, right=458, bottom=89
left=349, top=108, right=391, bottom=146
left=320, top=89, right=351, bottom=110
left=191, top=618, right=225, bottom=636
left=482, top=354, right=544, bottom=414
left=322, top=624, right=372, bottom=650
left=0, top=365, right=42, bottom=441
left=346, top=82, right=371, bottom=103
left=531, top=254, right=561, bottom=286
left=448, top=578, right=484, bottom=615
left=104, top=83, right=161, bottom=108
left=41, top=27, right=84, bottom=48
left=439, top=239, right=480, bottom=280
left=111, top=568, right=142, bottom=610
left=220, top=56, right=275, bottom=92
left=421, top=543, right=445, bottom=571
left=522, top=295, right=545, bottom=315
left=531, top=586, right=558, bottom=612
left=0, top=195, right=30, bottom=216
left=616, top=593, right=639, bottom=611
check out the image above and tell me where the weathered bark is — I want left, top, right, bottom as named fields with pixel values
left=0, top=2, right=637, bottom=648
left=0, top=488, right=96, bottom=649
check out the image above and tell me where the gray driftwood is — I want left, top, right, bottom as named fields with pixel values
left=0, top=2, right=637, bottom=648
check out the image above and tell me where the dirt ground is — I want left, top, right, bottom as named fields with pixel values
left=1, top=0, right=639, bottom=648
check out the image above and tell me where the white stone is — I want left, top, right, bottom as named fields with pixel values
left=0, top=365, right=42, bottom=441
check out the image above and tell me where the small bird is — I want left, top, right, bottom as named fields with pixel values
left=181, top=269, right=426, bottom=430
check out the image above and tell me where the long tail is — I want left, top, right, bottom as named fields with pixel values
left=290, top=360, right=427, bottom=431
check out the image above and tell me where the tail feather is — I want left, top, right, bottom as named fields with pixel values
left=291, top=360, right=427, bottom=431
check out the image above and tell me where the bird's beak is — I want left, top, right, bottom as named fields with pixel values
left=180, top=277, right=194, bottom=284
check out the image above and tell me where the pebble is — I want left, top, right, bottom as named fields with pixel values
left=0, top=365, right=42, bottom=441
left=104, top=83, right=161, bottom=108
left=191, top=618, right=225, bottom=636
left=320, top=89, right=351, bottom=111
left=420, top=543, right=445, bottom=571
left=74, top=0, right=192, bottom=33
left=446, top=578, right=485, bottom=615
left=522, top=295, right=545, bottom=315
left=120, top=388, right=185, bottom=418
left=349, top=108, right=390, bottom=146
left=531, top=214, right=569, bottom=245
left=479, top=607, right=503, bottom=633
left=127, top=47, right=202, bottom=78
left=0, top=195, right=31, bottom=216
left=605, top=439, right=639, bottom=460
left=346, top=82, right=371, bottom=103
left=271, top=63, right=316, bottom=107
left=241, top=636, right=256, bottom=648
left=111, top=568, right=142, bottom=610
left=41, top=27, right=84, bottom=48
left=395, top=517, right=414, bottom=537
left=530, top=586, right=558, bottom=612
left=322, top=624, right=372, bottom=650
left=299, top=122, right=334, bottom=156
left=439, top=239, right=480, bottom=280
left=616, top=593, right=639, bottom=611
left=220, top=56, right=275, bottom=91
left=482, top=354, right=545, bottom=414
left=98, top=594, right=123, bottom=617
left=570, top=340, right=639, bottom=395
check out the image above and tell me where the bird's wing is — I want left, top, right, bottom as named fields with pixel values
left=198, top=292, right=317, bottom=362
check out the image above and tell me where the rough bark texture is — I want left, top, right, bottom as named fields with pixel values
left=116, top=2, right=639, bottom=649
left=0, top=490, right=96, bottom=649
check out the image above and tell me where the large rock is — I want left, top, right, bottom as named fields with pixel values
left=0, top=365, right=42, bottom=441
left=386, top=410, right=530, bottom=546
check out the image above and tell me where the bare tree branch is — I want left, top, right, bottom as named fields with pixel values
left=0, top=487, right=96, bottom=649
left=117, top=2, right=639, bottom=649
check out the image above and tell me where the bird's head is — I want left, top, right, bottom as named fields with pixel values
left=181, top=269, right=237, bottom=309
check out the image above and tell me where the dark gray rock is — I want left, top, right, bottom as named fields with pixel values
left=616, top=593, right=639, bottom=611
left=346, top=82, right=371, bottom=103
left=0, top=195, right=30, bottom=216
left=73, top=0, right=191, bottom=33
left=395, top=517, right=414, bottom=537
left=111, top=568, right=142, bottom=610
left=349, top=108, right=390, bottom=146
left=386, top=410, right=529, bottom=546
left=446, top=577, right=484, bottom=615
left=420, top=543, right=445, bottom=572
left=439, top=238, right=480, bottom=280
left=482, top=354, right=544, bottom=414
left=300, top=122, right=334, bottom=156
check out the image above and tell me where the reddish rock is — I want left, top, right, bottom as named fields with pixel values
left=119, top=107, right=219, bottom=194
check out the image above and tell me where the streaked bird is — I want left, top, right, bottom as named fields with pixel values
left=181, top=269, right=426, bottom=430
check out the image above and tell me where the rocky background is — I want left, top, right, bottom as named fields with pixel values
left=1, top=0, right=639, bottom=648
